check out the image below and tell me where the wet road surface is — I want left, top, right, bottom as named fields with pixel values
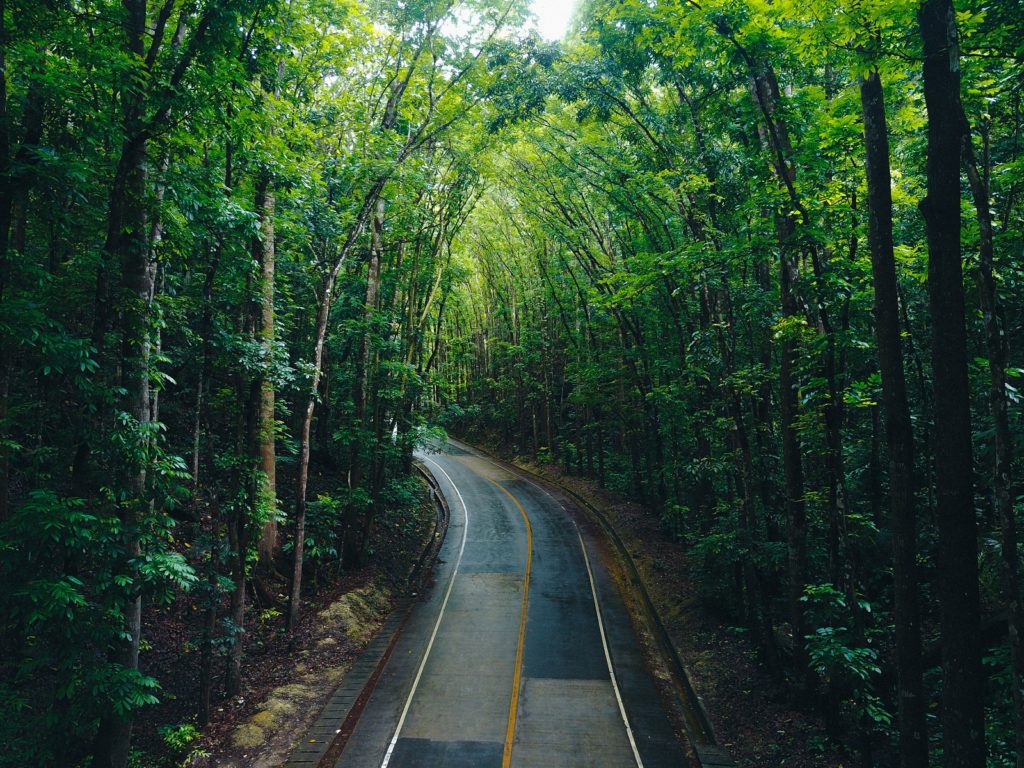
left=334, top=441, right=687, bottom=767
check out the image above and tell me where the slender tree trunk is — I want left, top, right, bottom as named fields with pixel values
left=0, top=6, right=46, bottom=520
left=777, top=222, right=808, bottom=682
left=754, top=268, right=777, bottom=525
left=0, top=0, right=9, bottom=281
left=92, top=5, right=152, bottom=764
left=336, top=79, right=406, bottom=570
left=197, top=524, right=220, bottom=726
left=772, top=244, right=810, bottom=682
left=191, top=253, right=218, bottom=490
left=345, top=195, right=385, bottom=567
left=807, top=248, right=855, bottom=602
left=746, top=62, right=808, bottom=680
left=192, top=145, right=230, bottom=490
left=861, top=69, right=928, bottom=768
left=254, top=173, right=279, bottom=573
left=225, top=482, right=249, bottom=697
left=705, top=275, right=782, bottom=676
left=226, top=269, right=263, bottom=696
left=0, top=361, right=8, bottom=521
left=350, top=196, right=385, bottom=485
left=96, top=132, right=150, bottom=768
left=0, top=104, right=9, bottom=514
left=919, top=3, right=985, bottom=765
left=868, top=404, right=883, bottom=528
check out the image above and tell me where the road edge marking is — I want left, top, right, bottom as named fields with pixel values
left=576, top=526, right=646, bottom=768
left=379, top=455, right=470, bottom=768
left=488, top=478, right=533, bottom=768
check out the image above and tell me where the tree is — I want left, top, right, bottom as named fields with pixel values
left=918, top=1, right=985, bottom=764
left=860, top=66, right=928, bottom=768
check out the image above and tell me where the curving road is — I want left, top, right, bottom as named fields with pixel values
left=333, top=441, right=688, bottom=767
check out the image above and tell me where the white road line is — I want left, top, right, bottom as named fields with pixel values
left=576, top=526, right=646, bottom=768
left=379, top=455, right=470, bottom=768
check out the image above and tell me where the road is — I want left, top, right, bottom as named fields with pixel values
left=334, top=441, right=688, bottom=767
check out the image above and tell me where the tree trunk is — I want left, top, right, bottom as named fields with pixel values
left=918, top=3, right=985, bottom=764
left=225, top=481, right=249, bottom=697
left=197, top=536, right=220, bottom=726
left=0, top=9, right=46, bottom=521
left=192, top=144, right=230, bottom=490
left=254, top=173, right=279, bottom=573
left=91, top=4, right=152, bottom=765
left=191, top=251, right=218, bottom=490
left=868, top=404, right=882, bottom=528
left=706, top=275, right=782, bottom=676
left=777, top=219, right=808, bottom=683
left=746, top=61, right=808, bottom=681
left=808, top=246, right=854, bottom=604
left=345, top=194, right=385, bottom=568
left=226, top=271, right=263, bottom=696
left=861, top=69, right=928, bottom=768
left=0, top=361, right=8, bottom=521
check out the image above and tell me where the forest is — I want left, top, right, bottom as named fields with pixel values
left=0, top=0, right=1022, bottom=766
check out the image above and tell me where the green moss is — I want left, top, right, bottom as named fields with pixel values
left=250, top=710, right=276, bottom=729
left=317, top=583, right=392, bottom=645
left=263, top=697, right=299, bottom=718
left=269, top=682, right=317, bottom=699
left=232, top=723, right=266, bottom=749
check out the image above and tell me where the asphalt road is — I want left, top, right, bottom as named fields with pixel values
left=335, top=441, right=688, bottom=768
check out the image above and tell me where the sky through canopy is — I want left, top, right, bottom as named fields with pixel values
left=530, top=0, right=577, bottom=39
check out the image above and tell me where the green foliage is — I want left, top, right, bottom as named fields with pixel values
left=802, top=585, right=891, bottom=740
left=2, top=0, right=1024, bottom=763
left=0, top=0, right=531, bottom=759
left=125, top=722, right=210, bottom=768
left=984, top=643, right=1021, bottom=767
left=302, top=493, right=351, bottom=566
left=0, top=482, right=193, bottom=760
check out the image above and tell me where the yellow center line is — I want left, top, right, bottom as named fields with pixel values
left=489, top=478, right=533, bottom=768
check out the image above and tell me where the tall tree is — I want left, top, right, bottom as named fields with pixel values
left=254, top=169, right=279, bottom=573
left=861, top=66, right=928, bottom=768
left=91, top=2, right=159, bottom=762
left=918, top=1, right=985, bottom=764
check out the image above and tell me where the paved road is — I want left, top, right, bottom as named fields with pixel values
left=335, top=441, right=688, bottom=767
